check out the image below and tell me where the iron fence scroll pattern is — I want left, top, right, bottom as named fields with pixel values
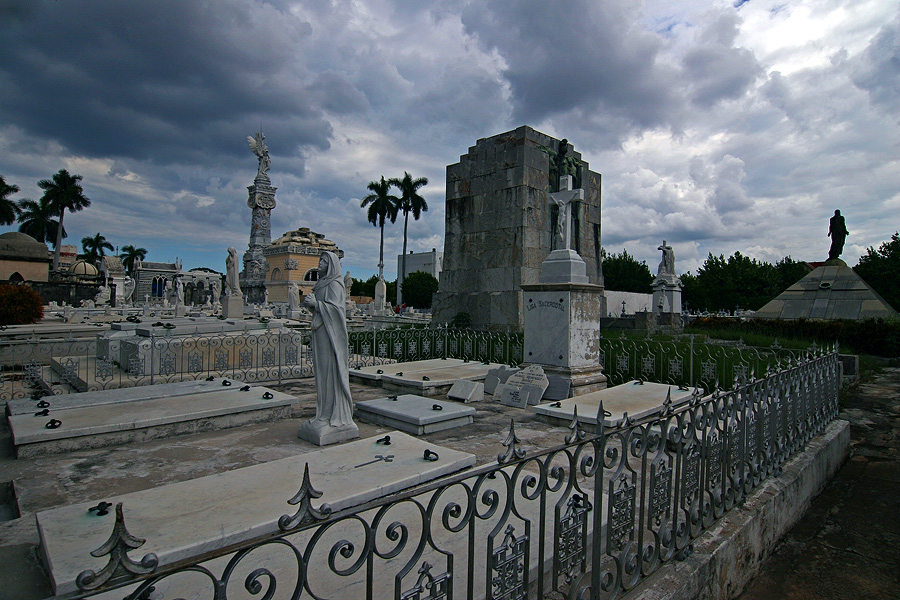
left=62, top=348, right=838, bottom=600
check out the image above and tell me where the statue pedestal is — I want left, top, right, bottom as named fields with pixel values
left=297, top=419, right=359, bottom=446
left=222, top=296, right=244, bottom=319
left=522, top=282, right=607, bottom=396
left=540, top=249, right=589, bottom=284
left=651, top=274, right=683, bottom=314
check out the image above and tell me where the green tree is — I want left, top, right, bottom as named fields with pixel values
left=353, top=275, right=397, bottom=305
left=360, top=176, right=399, bottom=279
left=774, top=256, right=811, bottom=290
left=400, top=271, right=439, bottom=309
left=389, top=172, right=428, bottom=293
left=602, top=249, right=653, bottom=293
left=119, top=244, right=148, bottom=275
left=854, top=232, right=900, bottom=311
left=0, top=175, right=22, bottom=226
left=682, top=251, right=780, bottom=312
left=0, top=285, right=44, bottom=325
left=38, top=169, right=91, bottom=270
left=16, top=196, right=63, bottom=246
left=80, top=232, right=114, bottom=266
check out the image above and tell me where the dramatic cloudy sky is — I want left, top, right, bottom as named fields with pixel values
left=1, top=0, right=897, bottom=280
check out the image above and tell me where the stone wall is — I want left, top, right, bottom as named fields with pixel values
left=432, top=126, right=602, bottom=329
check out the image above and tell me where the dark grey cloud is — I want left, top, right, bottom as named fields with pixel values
left=460, top=0, right=682, bottom=141
left=851, top=16, right=900, bottom=115
left=0, top=0, right=330, bottom=167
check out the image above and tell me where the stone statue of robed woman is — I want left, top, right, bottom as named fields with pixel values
left=297, top=251, right=358, bottom=445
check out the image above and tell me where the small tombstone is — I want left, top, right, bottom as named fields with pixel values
left=448, top=380, right=484, bottom=403
left=484, top=366, right=519, bottom=395
left=504, top=365, right=549, bottom=405
left=497, top=383, right=530, bottom=408
left=543, top=375, right=572, bottom=401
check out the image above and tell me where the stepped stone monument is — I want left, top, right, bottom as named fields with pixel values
left=651, top=240, right=683, bottom=329
left=521, top=175, right=607, bottom=396
left=432, top=126, right=603, bottom=328
left=241, top=132, right=276, bottom=305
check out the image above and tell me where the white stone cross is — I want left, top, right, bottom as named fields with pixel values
left=549, top=175, right=585, bottom=251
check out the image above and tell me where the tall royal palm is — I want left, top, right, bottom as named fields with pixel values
left=119, top=244, right=148, bottom=276
left=81, top=233, right=114, bottom=266
left=360, top=176, right=400, bottom=278
left=17, top=196, right=63, bottom=246
left=0, top=176, right=22, bottom=226
left=389, top=172, right=428, bottom=298
left=38, top=169, right=91, bottom=271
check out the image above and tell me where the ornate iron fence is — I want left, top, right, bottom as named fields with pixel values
left=0, top=327, right=525, bottom=400
left=58, top=347, right=840, bottom=600
left=600, top=334, right=806, bottom=392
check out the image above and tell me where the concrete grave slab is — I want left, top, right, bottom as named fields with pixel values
left=36, top=432, right=476, bottom=596
left=448, top=380, right=484, bottom=403
left=543, top=375, right=572, bottom=401
left=9, top=385, right=296, bottom=458
left=6, top=378, right=235, bottom=416
left=349, top=358, right=465, bottom=383
left=380, top=362, right=505, bottom=397
left=356, top=394, right=476, bottom=435
left=533, top=380, right=701, bottom=427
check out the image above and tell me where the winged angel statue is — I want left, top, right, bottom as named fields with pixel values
left=247, top=132, right=271, bottom=179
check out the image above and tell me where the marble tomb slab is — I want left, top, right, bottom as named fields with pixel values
left=9, top=385, right=296, bottom=458
left=532, top=380, right=701, bottom=427
left=36, top=432, right=476, bottom=596
left=356, top=394, right=476, bottom=434
left=349, top=358, right=466, bottom=383
left=6, top=378, right=235, bottom=416
left=380, top=363, right=505, bottom=396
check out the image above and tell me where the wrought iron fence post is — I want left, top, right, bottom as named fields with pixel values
left=150, top=331, right=155, bottom=385
left=278, top=330, right=283, bottom=385
left=689, top=334, right=695, bottom=387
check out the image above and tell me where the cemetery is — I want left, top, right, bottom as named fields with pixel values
left=0, top=127, right=883, bottom=600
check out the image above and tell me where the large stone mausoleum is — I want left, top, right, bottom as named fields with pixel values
left=432, top=126, right=603, bottom=328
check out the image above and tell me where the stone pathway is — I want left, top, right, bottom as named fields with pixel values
left=737, top=367, right=900, bottom=599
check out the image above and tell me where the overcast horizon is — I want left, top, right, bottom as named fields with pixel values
left=1, top=0, right=897, bottom=282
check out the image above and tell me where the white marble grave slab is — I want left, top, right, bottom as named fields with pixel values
left=532, top=380, right=701, bottom=427
left=349, top=358, right=466, bottom=382
left=36, top=432, right=476, bottom=596
left=6, top=378, right=233, bottom=416
left=448, top=380, right=484, bottom=403
left=380, top=363, right=504, bottom=396
left=356, top=394, right=476, bottom=434
left=10, top=385, right=295, bottom=457
left=505, top=365, right=549, bottom=402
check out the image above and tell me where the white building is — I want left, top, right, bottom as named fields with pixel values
left=396, top=248, right=443, bottom=306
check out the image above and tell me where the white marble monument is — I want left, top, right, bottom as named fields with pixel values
left=297, top=251, right=359, bottom=445
left=651, top=240, right=683, bottom=315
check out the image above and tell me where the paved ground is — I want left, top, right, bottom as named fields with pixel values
left=0, top=378, right=571, bottom=600
left=1, top=370, right=897, bottom=600
left=737, top=367, right=900, bottom=600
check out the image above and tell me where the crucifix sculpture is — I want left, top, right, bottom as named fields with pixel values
left=549, top=175, right=584, bottom=251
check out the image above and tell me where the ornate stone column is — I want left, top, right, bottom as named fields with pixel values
left=242, top=133, right=276, bottom=304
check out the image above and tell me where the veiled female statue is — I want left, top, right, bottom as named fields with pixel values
left=298, top=251, right=358, bottom=444
left=225, top=247, right=241, bottom=296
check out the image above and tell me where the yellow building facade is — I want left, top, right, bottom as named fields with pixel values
left=263, top=228, right=343, bottom=302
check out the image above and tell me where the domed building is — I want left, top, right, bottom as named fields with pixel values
left=67, top=260, right=100, bottom=279
left=0, top=232, right=51, bottom=282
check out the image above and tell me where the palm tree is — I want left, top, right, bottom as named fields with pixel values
left=81, top=233, right=114, bottom=266
left=388, top=171, right=428, bottom=300
left=38, top=169, right=91, bottom=270
left=119, top=244, right=148, bottom=275
left=17, top=196, right=63, bottom=246
left=360, top=176, right=400, bottom=278
left=0, top=176, right=22, bottom=226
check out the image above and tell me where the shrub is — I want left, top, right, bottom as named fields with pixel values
left=0, top=284, right=44, bottom=325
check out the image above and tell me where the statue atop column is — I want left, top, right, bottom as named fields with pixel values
left=828, top=209, right=849, bottom=260
left=247, top=132, right=271, bottom=181
left=656, top=240, right=675, bottom=276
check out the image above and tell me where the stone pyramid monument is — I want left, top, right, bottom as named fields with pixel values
left=756, top=211, right=897, bottom=320
left=755, top=260, right=898, bottom=320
